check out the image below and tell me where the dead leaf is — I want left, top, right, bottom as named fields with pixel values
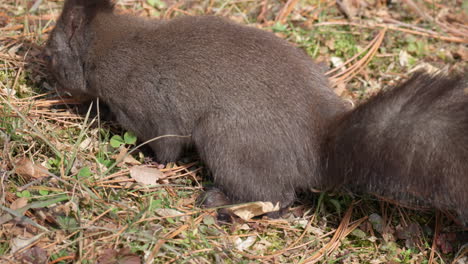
left=333, top=82, right=347, bottom=96
left=395, top=222, right=421, bottom=248
left=330, top=56, right=345, bottom=69
left=79, top=137, right=94, bottom=150
left=19, top=247, right=48, bottom=264
left=230, top=202, right=280, bottom=220
left=1, top=87, right=16, bottom=97
left=10, top=197, right=28, bottom=210
left=409, top=63, right=441, bottom=75
left=7, top=224, right=27, bottom=236
left=98, top=247, right=141, bottom=264
left=438, top=8, right=468, bottom=26
left=325, top=39, right=335, bottom=51
left=114, top=175, right=133, bottom=188
left=453, top=46, right=468, bottom=61
left=129, top=166, right=165, bottom=185
left=53, top=201, right=78, bottom=216
left=436, top=232, right=457, bottom=254
left=11, top=234, right=42, bottom=253
left=122, top=155, right=141, bottom=166
left=233, top=236, right=256, bottom=251
left=336, top=0, right=367, bottom=19
left=112, top=147, right=128, bottom=166
left=399, top=50, right=409, bottom=67
left=368, top=213, right=384, bottom=234
left=309, top=226, right=325, bottom=236
left=15, top=158, right=49, bottom=179
left=112, top=147, right=141, bottom=167
left=177, top=196, right=197, bottom=207
left=155, top=208, right=189, bottom=222
left=253, top=237, right=272, bottom=251
left=0, top=12, right=10, bottom=27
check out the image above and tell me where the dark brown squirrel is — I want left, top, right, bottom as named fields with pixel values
left=43, top=0, right=468, bottom=223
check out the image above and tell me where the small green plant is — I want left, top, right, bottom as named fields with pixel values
left=16, top=190, right=31, bottom=198
left=77, top=166, right=92, bottom=178
left=110, top=131, right=137, bottom=148
left=56, top=215, right=79, bottom=230
left=147, top=0, right=166, bottom=9
left=38, top=189, right=49, bottom=196
left=0, top=242, right=9, bottom=256
left=406, top=36, right=427, bottom=57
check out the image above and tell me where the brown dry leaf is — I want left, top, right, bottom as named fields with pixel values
left=252, top=238, right=272, bottom=252
left=399, top=50, right=410, bottom=67
left=11, top=234, right=42, bottom=253
left=1, top=87, right=16, bottom=97
left=10, top=197, right=28, bottom=210
left=325, top=39, right=335, bottom=51
left=438, top=9, right=468, bottom=26
left=115, top=175, right=133, bottom=188
left=177, top=196, right=197, bottom=207
left=98, top=247, right=141, bottom=264
left=233, top=236, right=256, bottom=251
left=15, top=158, right=49, bottom=179
left=330, top=56, right=345, bottom=69
left=0, top=12, right=10, bottom=27
left=8, top=225, right=27, bottom=237
left=336, top=0, right=367, bottom=19
left=155, top=208, right=189, bottom=222
left=53, top=201, right=78, bottom=216
left=54, top=230, right=67, bottom=244
left=79, top=137, right=94, bottom=150
left=369, top=213, right=384, bottom=234
left=409, top=63, right=440, bottom=75
left=129, top=165, right=165, bottom=185
left=19, top=247, right=48, bottom=264
left=112, top=147, right=141, bottom=167
left=230, top=202, right=280, bottom=220
left=122, top=155, right=141, bottom=166
left=453, top=45, right=468, bottom=61
left=333, top=82, right=347, bottom=96
left=53, top=139, right=72, bottom=152
left=436, top=232, right=457, bottom=254
left=395, top=222, right=421, bottom=248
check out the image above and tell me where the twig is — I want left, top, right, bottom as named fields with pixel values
left=314, top=21, right=468, bottom=43
left=275, top=0, right=299, bottom=24
left=428, top=211, right=441, bottom=264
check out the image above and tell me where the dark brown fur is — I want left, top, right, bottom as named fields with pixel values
left=324, top=73, right=468, bottom=223
left=44, top=0, right=348, bottom=211
left=44, top=0, right=467, bottom=223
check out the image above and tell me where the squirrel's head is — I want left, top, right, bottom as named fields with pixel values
left=43, top=0, right=113, bottom=97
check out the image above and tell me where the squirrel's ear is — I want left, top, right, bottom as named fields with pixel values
left=62, top=0, right=114, bottom=12
left=61, top=0, right=114, bottom=19
left=59, top=0, right=114, bottom=38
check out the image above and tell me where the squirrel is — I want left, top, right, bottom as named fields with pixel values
left=43, top=0, right=467, bottom=224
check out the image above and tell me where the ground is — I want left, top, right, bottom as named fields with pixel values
left=0, top=0, right=467, bottom=263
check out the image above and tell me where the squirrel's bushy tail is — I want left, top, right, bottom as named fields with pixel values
left=324, top=72, right=468, bottom=223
